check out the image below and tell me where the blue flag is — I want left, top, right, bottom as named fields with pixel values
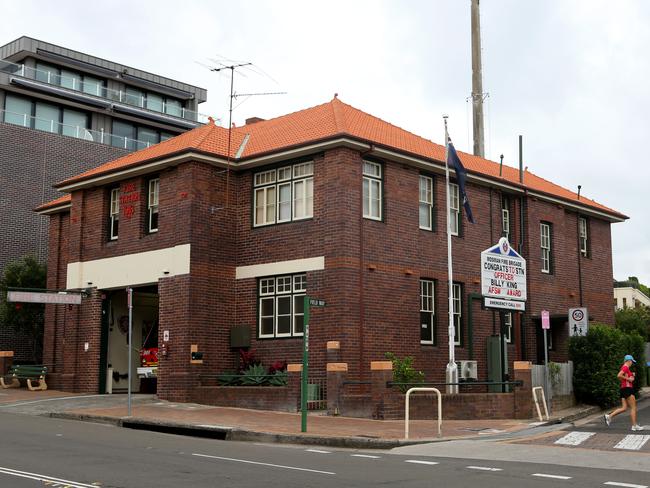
left=447, top=140, right=474, bottom=224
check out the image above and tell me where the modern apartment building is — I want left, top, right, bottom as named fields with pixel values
left=0, top=36, right=207, bottom=360
left=36, top=97, right=627, bottom=405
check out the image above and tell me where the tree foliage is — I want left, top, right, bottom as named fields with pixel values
left=569, top=323, right=645, bottom=408
left=615, top=305, right=650, bottom=340
left=0, top=256, right=47, bottom=363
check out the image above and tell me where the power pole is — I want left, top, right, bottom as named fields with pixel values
left=471, top=0, right=485, bottom=158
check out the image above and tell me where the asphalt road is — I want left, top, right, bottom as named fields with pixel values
left=1, top=412, right=649, bottom=488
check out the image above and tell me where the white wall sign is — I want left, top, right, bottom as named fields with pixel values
left=481, top=237, right=527, bottom=302
left=7, top=290, right=82, bottom=305
left=484, top=297, right=526, bottom=311
left=569, top=307, right=589, bottom=336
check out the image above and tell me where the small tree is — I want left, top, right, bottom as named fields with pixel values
left=615, top=305, right=650, bottom=340
left=385, top=352, right=425, bottom=393
left=0, top=256, right=47, bottom=363
left=569, top=323, right=645, bottom=407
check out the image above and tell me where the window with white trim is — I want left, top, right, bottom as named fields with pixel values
left=503, top=312, right=512, bottom=343
left=363, top=161, right=382, bottom=220
left=258, top=274, right=306, bottom=338
left=420, top=279, right=435, bottom=344
left=253, top=162, right=313, bottom=226
left=502, top=196, right=510, bottom=240
left=452, top=283, right=462, bottom=346
left=109, top=188, right=119, bottom=240
left=541, top=222, right=551, bottom=273
left=419, top=175, right=433, bottom=230
left=147, top=178, right=159, bottom=233
left=579, top=217, right=588, bottom=257
left=449, top=183, right=460, bottom=236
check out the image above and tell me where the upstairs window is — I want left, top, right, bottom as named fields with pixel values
left=541, top=222, right=552, bottom=273
left=258, top=274, right=306, bottom=339
left=502, top=196, right=510, bottom=240
left=419, top=175, right=433, bottom=230
left=420, top=279, right=435, bottom=345
left=579, top=217, right=588, bottom=257
left=253, top=162, right=313, bottom=227
left=449, top=183, right=460, bottom=236
left=147, top=178, right=160, bottom=233
left=362, top=161, right=382, bottom=220
left=109, top=188, right=120, bottom=240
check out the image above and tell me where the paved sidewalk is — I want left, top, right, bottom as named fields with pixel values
left=0, top=387, right=602, bottom=448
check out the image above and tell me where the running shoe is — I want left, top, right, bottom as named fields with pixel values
left=604, top=414, right=611, bottom=426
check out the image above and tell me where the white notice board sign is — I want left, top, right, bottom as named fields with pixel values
left=481, top=237, right=527, bottom=302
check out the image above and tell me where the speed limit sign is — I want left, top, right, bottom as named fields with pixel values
left=569, top=307, right=588, bottom=336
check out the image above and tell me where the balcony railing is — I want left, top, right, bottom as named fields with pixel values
left=1, top=108, right=159, bottom=151
left=0, top=60, right=211, bottom=124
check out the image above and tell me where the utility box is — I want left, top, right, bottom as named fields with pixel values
left=487, top=335, right=508, bottom=392
left=230, top=325, right=251, bottom=349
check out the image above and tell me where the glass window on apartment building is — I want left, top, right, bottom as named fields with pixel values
left=541, top=222, right=552, bottom=273
left=258, top=274, right=306, bottom=338
left=253, top=161, right=313, bottom=226
left=3, top=94, right=89, bottom=138
left=362, top=161, right=382, bottom=221
left=419, top=175, right=433, bottom=230
left=452, top=283, right=462, bottom=346
left=449, top=183, right=460, bottom=236
left=420, top=279, right=435, bottom=344
left=147, top=178, right=160, bottom=233
left=109, top=188, right=120, bottom=240
left=35, top=62, right=60, bottom=84
left=579, top=217, right=589, bottom=257
left=3, top=94, right=32, bottom=126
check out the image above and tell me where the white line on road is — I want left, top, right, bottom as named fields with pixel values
left=306, top=449, right=332, bottom=454
left=604, top=482, right=648, bottom=488
left=532, top=473, right=572, bottom=480
left=405, top=460, right=439, bottom=465
left=0, top=466, right=96, bottom=488
left=554, top=431, right=596, bottom=446
left=0, top=394, right=106, bottom=408
left=467, top=466, right=503, bottom=472
left=605, top=482, right=648, bottom=488
left=351, top=454, right=381, bottom=459
left=192, top=453, right=335, bottom=475
left=614, top=435, right=650, bottom=451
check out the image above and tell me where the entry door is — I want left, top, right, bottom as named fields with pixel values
left=98, top=295, right=110, bottom=394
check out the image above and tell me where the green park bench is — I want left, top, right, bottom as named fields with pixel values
left=0, top=364, right=48, bottom=391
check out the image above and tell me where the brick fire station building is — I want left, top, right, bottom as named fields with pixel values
left=36, top=97, right=626, bottom=402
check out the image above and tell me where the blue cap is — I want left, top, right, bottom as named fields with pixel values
left=624, top=354, right=636, bottom=363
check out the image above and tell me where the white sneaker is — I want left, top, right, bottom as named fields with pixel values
left=631, top=424, right=644, bottom=431
left=604, top=414, right=611, bottom=426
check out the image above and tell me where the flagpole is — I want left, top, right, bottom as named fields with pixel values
left=443, top=115, right=459, bottom=394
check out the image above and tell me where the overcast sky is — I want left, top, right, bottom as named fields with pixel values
left=4, top=0, right=649, bottom=285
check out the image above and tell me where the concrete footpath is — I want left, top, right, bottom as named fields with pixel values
left=0, top=387, right=604, bottom=448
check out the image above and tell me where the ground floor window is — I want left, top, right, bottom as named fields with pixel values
left=420, top=279, right=435, bottom=344
left=258, top=273, right=306, bottom=338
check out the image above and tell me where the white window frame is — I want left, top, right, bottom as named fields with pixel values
left=363, top=161, right=382, bottom=221
left=109, top=188, right=120, bottom=241
left=258, top=274, right=306, bottom=339
left=503, top=312, right=513, bottom=343
left=148, top=178, right=159, bottom=233
left=253, top=162, right=313, bottom=226
left=579, top=217, right=588, bottom=257
left=449, top=183, right=460, bottom=236
left=452, top=283, right=462, bottom=346
left=420, top=279, right=435, bottom=345
left=541, top=222, right=551, bottom=273
left=419, top=175, right=433, bottom=230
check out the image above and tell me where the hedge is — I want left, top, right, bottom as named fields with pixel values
left=569, top=323, right=645, bottom=408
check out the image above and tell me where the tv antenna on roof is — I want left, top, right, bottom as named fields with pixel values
left=204, top=60, right=286, bottom=207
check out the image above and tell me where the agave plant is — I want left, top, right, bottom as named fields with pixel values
left=240, top=364, right=269, bottom=386
left=217, top=371, right=241, bottom=386
left=268, top=370, right=288, bottom=386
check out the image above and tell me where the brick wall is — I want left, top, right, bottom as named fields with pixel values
left=0, top=121, right=128, bottom=361
left=41, top=146, right=619, bottom=403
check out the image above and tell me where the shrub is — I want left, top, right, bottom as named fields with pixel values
left=569, top=323, right=646, bottom=407
left=385, top=352, right=425, bottom=393
left=268, top=360, right=287, bottom=374
left=615, top=306, right=650, bottom=341
left=216, top=371, right=241, bottom=386
left=240, top=364, right=269, bottom=386
left=268, top=370, right=288, bottom=386
left=239, top=349, right=261, bottom=373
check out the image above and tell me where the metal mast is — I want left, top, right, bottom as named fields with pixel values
left=471, top=0, right=485, bottom=158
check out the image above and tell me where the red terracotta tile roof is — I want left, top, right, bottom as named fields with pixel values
left=34, top=194, right=71, bottom=212
left=48, top=97, right=624, bottom=219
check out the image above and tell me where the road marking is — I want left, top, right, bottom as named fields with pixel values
left=306, top=449, right=331, bottom=454
left=0, top=466, right=96, bottom=488
left=532, top=473, right=572, bottom=480
left=554, top=431, right=596, bottom=446
left=0, top=394, right=107, bottom=408
left=351, top=454, right=381, bottom=459
left=467, top=466, right=503, bottom=471
left=405, top=460, right=439, bottom=465
left=614, top=435, right=650, bottom=451
left=604, top=482, right=648, bottom=488
left=192, top=453, right=335, bottom=475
